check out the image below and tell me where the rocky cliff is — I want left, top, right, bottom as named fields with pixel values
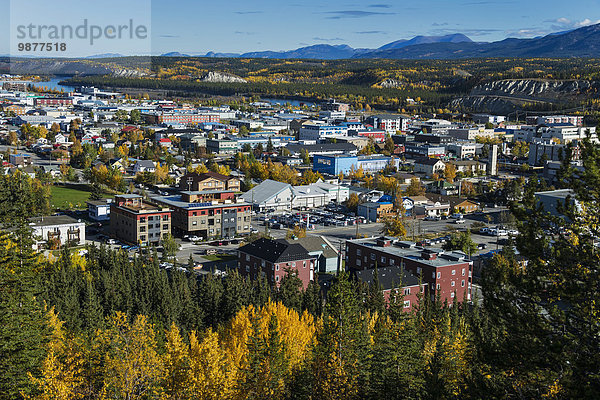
left=450, top=79, right=599, bottom=113
left=200, top=71, right=247, bottom=83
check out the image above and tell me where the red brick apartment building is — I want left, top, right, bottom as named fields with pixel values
left=346, top=237, right=472, bottom=304
left=355, top=266, right=425, bottom=312
left=238, top=238, right=315, bottom=289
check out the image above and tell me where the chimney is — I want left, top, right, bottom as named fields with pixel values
left=376, top=237, right=392, bottom=247
left=421, top=249, right=438, bottom=260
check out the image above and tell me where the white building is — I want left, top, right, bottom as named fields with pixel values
left=30, top=215, right=86, bottom=250
left=299, top=124, right=348, bottom=141
left=87, top=199, right=112, bottom=221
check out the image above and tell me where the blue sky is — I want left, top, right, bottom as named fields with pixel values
left=2, top=0, right=600, bottom=56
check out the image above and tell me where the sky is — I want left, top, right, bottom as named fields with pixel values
left=2, top=0, right=600, bottom=56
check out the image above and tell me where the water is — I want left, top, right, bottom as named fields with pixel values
left=262, top=97, right=317, bottom=108
left=29, top=76, right=76, bottom=92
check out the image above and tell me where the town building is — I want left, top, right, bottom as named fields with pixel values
left=298, top=124, right=348, bottom=141
left=358, top=201, right=394, bottom=222
left=87, top=199, right=112, bottom=222
left=345, top=237, right=473, bottom=303
left=355, top=266, right=425, bottom=311
left=238, top=237, right=316, bottom=288
left=179, top=171, right=241, bottom=192
left=413, top=158, right=446, bottom=176
left=312, top=154, right=400, bottom=175
left=110, top=194, right=172, bottom=246
left=365, top=114, right=410, bottom=133
left=153, top=192, right=251, bottom=239
left=30, top=215, right=86, bottom=250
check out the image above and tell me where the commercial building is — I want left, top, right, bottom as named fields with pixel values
left=413, top=158, right=446, bottom=176
left=298, top=124, right=348, bottom=141
left=143, top=111, right=220, bottom=125
left=30, top=215, right=86, bottom=250
left=110, top=194, right=172, bottom=246
left=179, top=171, right=241, bottom=192
left=528, top=115, right=583, bottom=127
left=357, top=202, right=394, bottom=222
left=312, top=155, right=400, bottom=175
left=238, top=237, right=316, bottom=288
left=365, top=114, right=410, bottom=133
left=153, top=192, right=251, bottom=239
left=206, top=138, right=238, bottom=154
left=346, top=237, right=473, bottom=303
left=87, top=199, right=112, bottom=222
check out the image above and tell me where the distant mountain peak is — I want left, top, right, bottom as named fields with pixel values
left=379, top=34, right=473, bottom=50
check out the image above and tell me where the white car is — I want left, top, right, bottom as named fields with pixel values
left=455, top=218, right=466, bottom=224
left=508, top=229, right=519, bottom=236
left=189, top=235, right=201, bottom=242
left=424, top=215, right=441, bottom=221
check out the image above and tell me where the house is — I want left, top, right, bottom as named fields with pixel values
left=87, top=199, right=112, bottom=221
left=30, top=215, right=86, bottom=250
left=238, top=237, right=316, bottom=288
left=413, top=158, right=446, bottom=176
left=54, top=133, right=69, bottom=144
left=453, top=199, right=480, bottom=214
left=358, top=202, right=394, bottom=222
left=158, top=138, right=172, bottom=148
left=449, top=160, right=487, bottom=175
left=133, top=160, right=156, bottom=174
left=346, top=237, right=473, bottom=303
left=427, top=180, right=459, bottom=196
left=355, top=266, right=425, bottom=311
left=413, top=201, right=451, bottom=217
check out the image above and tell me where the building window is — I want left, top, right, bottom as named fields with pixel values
left=275, top=275, right=280, bottom=282
left=451, top=281, right=455, bottom=287
left=403, top=300, right=410, bottom=308
left=436, top=284, right=441, bottom=290
left=381, top=256, right=386, bottom=263
left=437, top=272, right=441, bottom=279
left=370, top=254, right=375, bottom=260
left=390, top=259, right=395, bottom=265
left=461, top=280, right=465, bottom=287
left=356, top=259, right=362, bottom=266
left=163, top=215, right=169, bottom=221
left=357, top=249, right=361, bottom=256
left=140, top=235, right=146, bottom=241
left=404, top=288, right=410, bottom=295
left=417, top=267, right=422, bottom=274
left=192, top=221, right=197, bottom=226
left=451, top=292, right=455, bottom=298
left=246, top=254, right=250, bottom=261
left=276, top=265, right=279, bottom=271
left=431, top=272, right=435, bottom=279
left=140, top=226, right=146, bottom=232
left=462, top=268, right=465, bottom=276
left=452, top=269, right=456, bottom=275
left=246, top=265, right=250, bottom=272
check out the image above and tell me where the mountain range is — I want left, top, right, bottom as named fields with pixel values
left=159, top=24, right=600, bottom=60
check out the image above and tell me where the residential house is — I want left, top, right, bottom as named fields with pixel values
left=358, top=201, right=394, bottom=222
left=110, top=194, right=171, bottom=246
left=179, top=171, right=241, bottom=192
left=413, top=158, right=446, bottom=176
left=87, top=199, right=112, bottom=222
left=133, top=160, right=156, bottom=174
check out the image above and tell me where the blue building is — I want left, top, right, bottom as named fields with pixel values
left=313, top=154, right=399, bottom=175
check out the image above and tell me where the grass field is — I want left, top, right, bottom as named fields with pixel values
left=50, top=185, right=93, bottom=209
left=202, top=254, right=237, bottom=262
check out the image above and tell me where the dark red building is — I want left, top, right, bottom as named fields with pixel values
left=238, top=238, right=316, bottom=289
left=346, top=237, right=472, bottom=304
left=355, top=266, right=425, bottom=312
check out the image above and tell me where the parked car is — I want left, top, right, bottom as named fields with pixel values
left=451, top=213, right=464, bottom=219
left=189, top=235, right=201, bottom=242
left=477, top=243, right=488, bottom=250
left=424, top=215, right=441, bottom=221
left=455, top=218, right=466, bottom=224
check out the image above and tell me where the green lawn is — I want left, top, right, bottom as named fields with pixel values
left=202, top=254, right=237, bottom=262
left=51, top=185, right=92, bottom=209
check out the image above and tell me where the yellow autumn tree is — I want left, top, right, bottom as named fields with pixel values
left=188, top=329, right=235, bottom=400
left=99, top=313, right=164, bottom=400
left=163, top=322, right=191, bottom=400
left=27, top=308, right=85, bottom=400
